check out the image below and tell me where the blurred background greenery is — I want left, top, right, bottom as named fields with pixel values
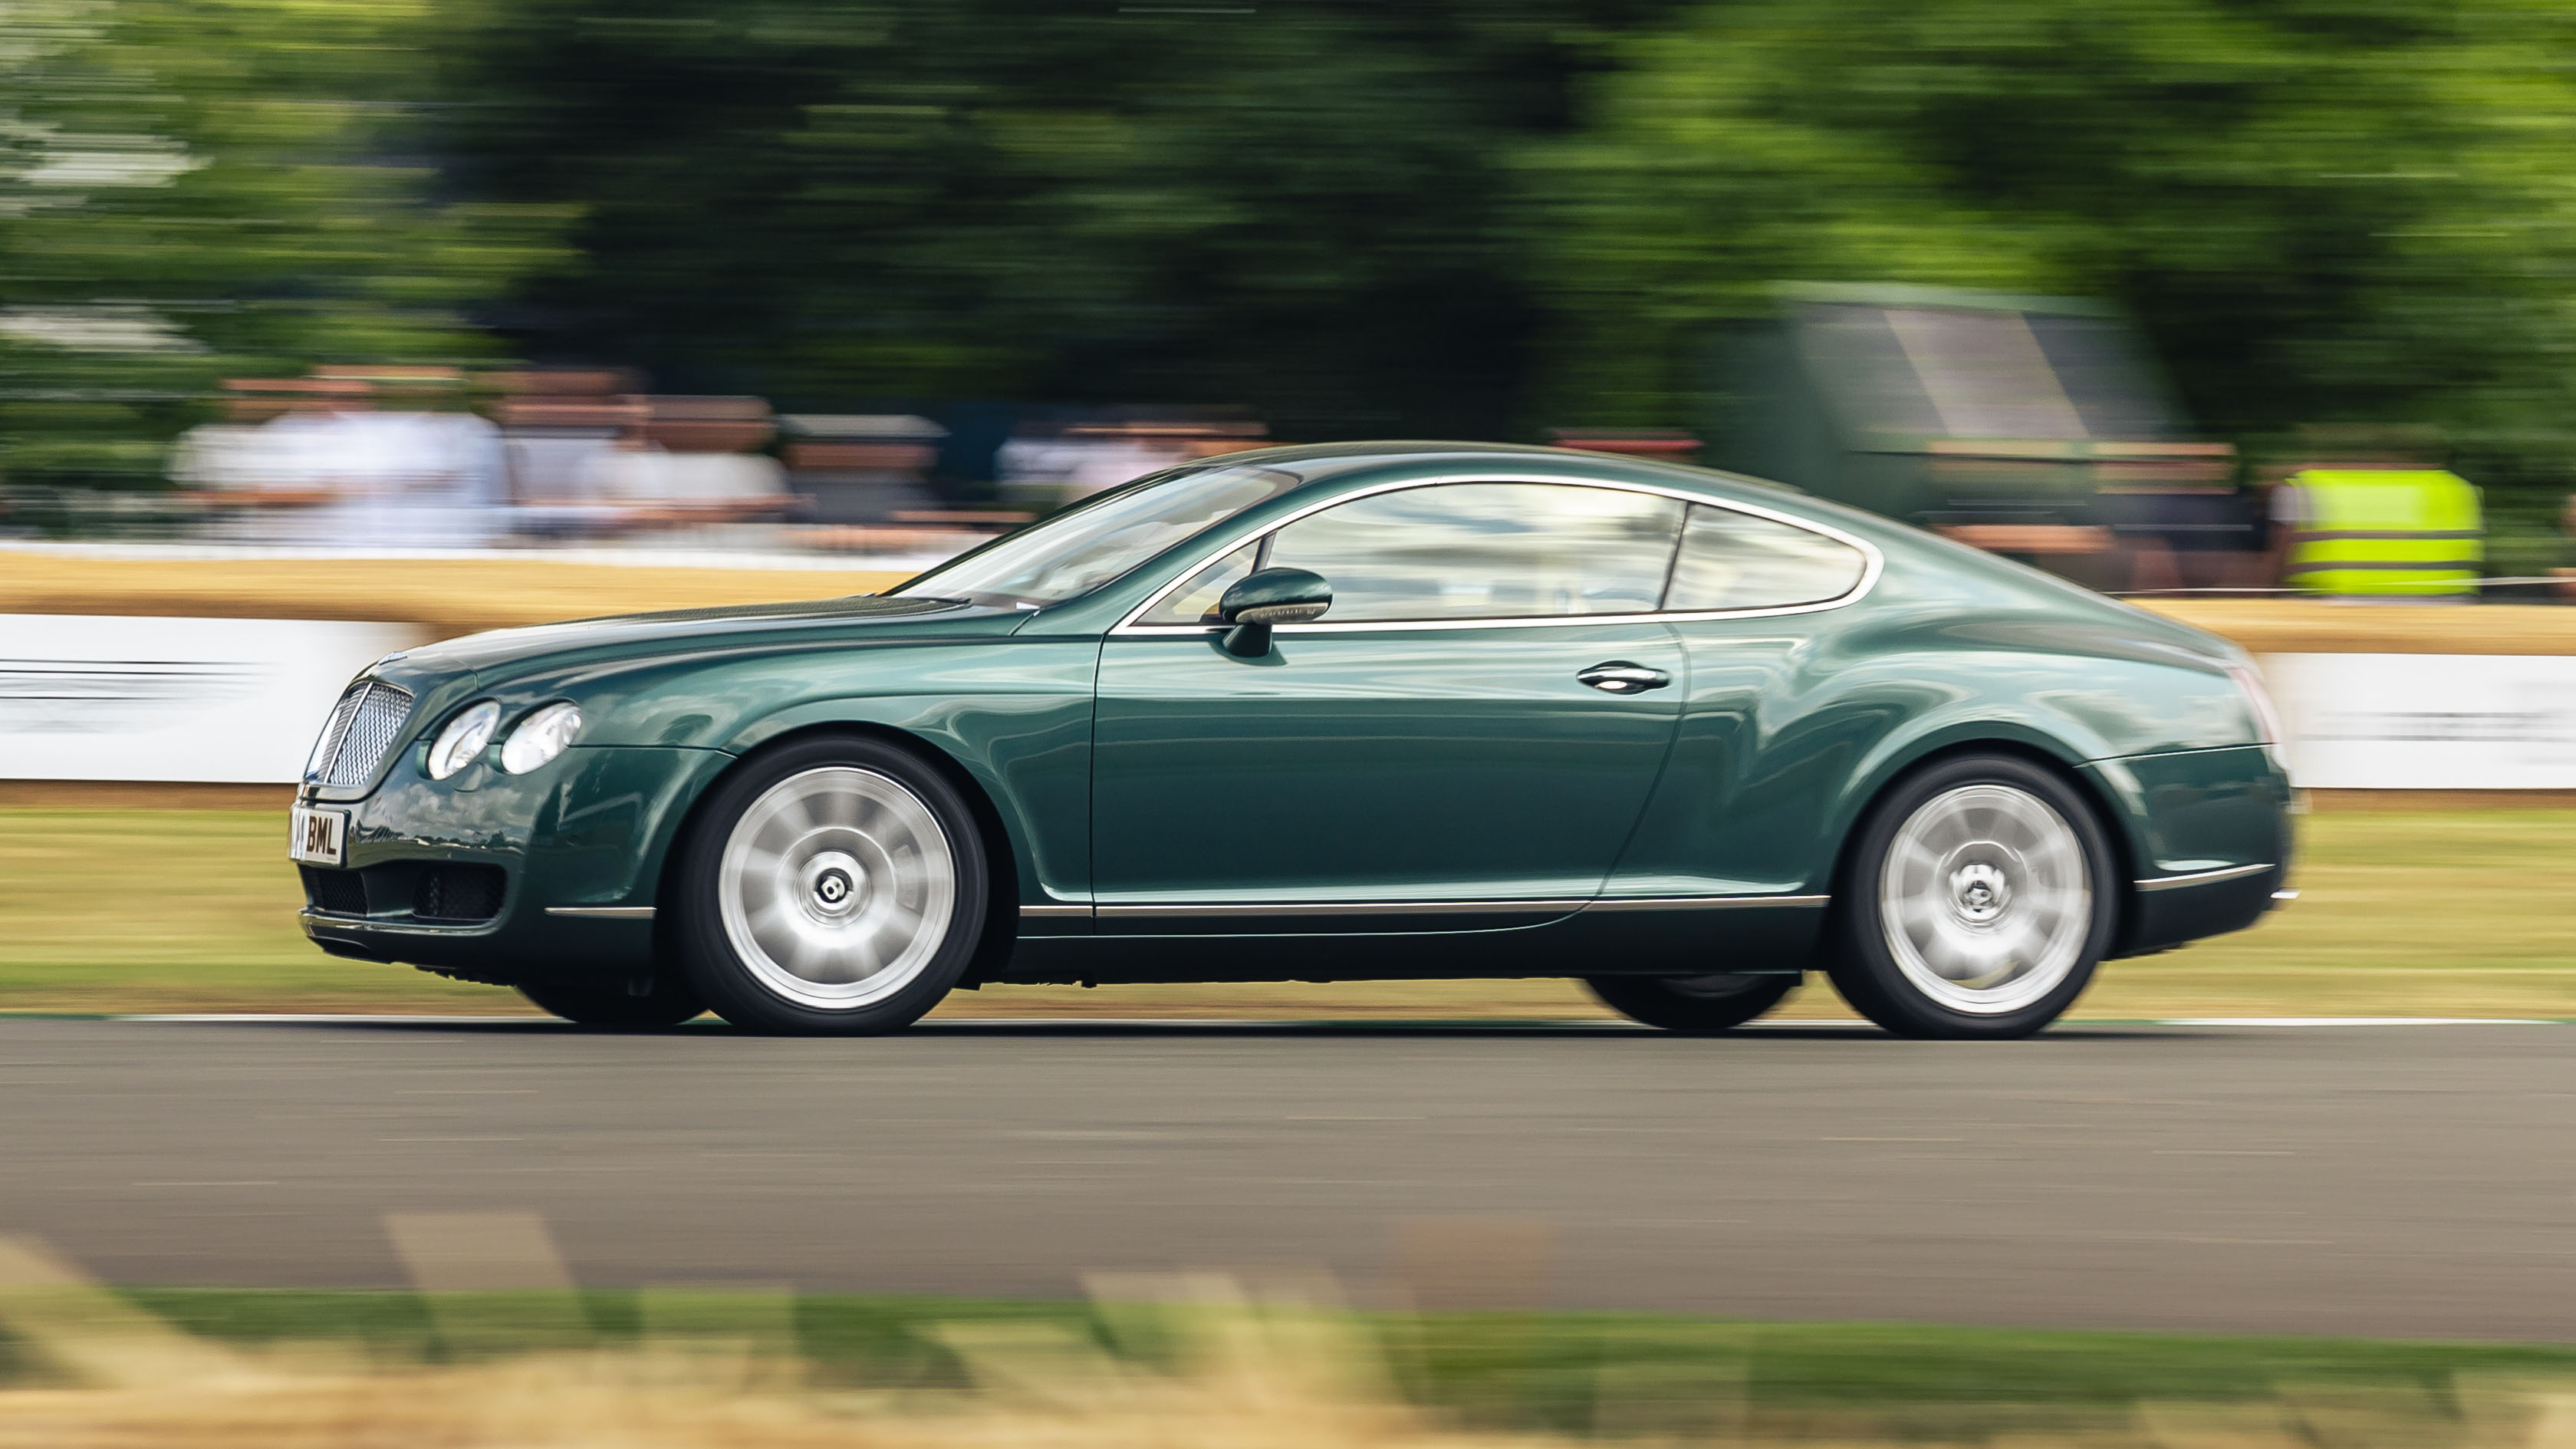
left=10, top=0, right=2576, bottom=563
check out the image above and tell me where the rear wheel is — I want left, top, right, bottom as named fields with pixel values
left=672, top=736, right=988, bottom=1036
left=1825, top=754, right=2116, bottom=1039
left=1585, top=973, right=1800, bottom=1032
left=515, top=973, right=705, bottom=1027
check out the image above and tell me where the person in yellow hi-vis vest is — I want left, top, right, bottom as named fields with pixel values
left=2272, top=469, right=2483, bottom=598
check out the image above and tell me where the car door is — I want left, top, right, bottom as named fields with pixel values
left=1091, top=479, right=1691, bottom=929
left=1602, top=499, right=1882, bottom=901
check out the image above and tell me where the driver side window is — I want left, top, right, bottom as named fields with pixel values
left=1259, top=482, right=1684, bottom=624
left=1137, top=542, right=1259, bottom=625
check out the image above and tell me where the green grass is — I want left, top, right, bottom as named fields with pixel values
left=5, top=805, right=2575, bottom=1018
left=19, top=1289, right=2568, bottom=1438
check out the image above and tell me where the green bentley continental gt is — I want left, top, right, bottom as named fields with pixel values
left=291, top=443, right=2291, bottom=1038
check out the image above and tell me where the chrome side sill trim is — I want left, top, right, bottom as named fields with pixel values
left=1093, top=894, right=1830, bottom=920
left=2134, top=863, right=2273, bottom=893
left=2272, top=889, right=2301, bottom=901
left=1018, top=904, right=1092, bottom=919
left=1097, top=899, right=1589, bottom=920
left=544, top=906, right=656, bottom=920
left=1585, top=894, right=1830, bottom=912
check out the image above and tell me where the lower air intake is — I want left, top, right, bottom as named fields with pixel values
left=414, top=864, right=507, bottom=924
left=300, top=867, right=367, bottom=916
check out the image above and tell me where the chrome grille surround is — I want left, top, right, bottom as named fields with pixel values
left=308, top=680, right=416, bottom=789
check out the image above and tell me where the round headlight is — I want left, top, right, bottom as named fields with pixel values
left=426, top=700, right=502, bottom=780
left=499, top=702, right=583, bottom=775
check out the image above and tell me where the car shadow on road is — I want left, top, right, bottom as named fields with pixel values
left=105, top=1014, right=2177, bottom=1042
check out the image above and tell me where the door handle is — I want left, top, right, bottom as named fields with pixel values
left=1576, top=661, right=1671, bottom=694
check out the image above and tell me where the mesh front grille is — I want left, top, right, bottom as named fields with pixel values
left=415, top=864, right=506, bottom=924
left=300, top=866, right=368, bottom=916
left=309, top=680, right=415, bottom=788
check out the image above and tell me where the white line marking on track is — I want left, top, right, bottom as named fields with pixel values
left=98, top=1013, right=2574, bottom=1029
left=2157, top=1017, right=2561, bottom=1026
left=120, top=1014, right=557, bottom=1025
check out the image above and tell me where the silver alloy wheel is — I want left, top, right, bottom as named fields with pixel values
left=1878, top=783, right=2091, bottom=1016
left=716, top=766, right=957, bottom=1011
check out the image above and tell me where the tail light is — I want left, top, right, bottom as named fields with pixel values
left=2226, top=660, right=2284, bottom=746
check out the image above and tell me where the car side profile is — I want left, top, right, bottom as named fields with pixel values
left=290, top=443, right=2291, bottom=1038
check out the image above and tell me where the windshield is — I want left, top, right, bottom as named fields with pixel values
left=892, top=464, right=1301, bottom=609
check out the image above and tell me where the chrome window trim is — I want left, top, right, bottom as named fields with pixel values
left=1110, top=474, right=1886, bottom=637
left=1088, top=893, right=1828, bottom=920
left=2134, top=862, right=2273, bottom=893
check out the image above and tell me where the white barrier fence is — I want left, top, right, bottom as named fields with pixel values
left=2261, top=651, right=2576, bottom=789
left=5, top=614, right=2575, bottom=789
left=1, top=615, right=427, bottom=783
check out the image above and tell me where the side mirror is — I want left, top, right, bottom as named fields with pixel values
left=1216, top=567, right=1332, bottom=657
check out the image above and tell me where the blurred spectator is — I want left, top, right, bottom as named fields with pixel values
left=2269, top=465, right=2482, bottom=601
left=1549, top=429, right=1703, bottom=461
left=174, top=379, right=506, bottom=547
left=781, top=415, right=945, bottom=524
left=492, top=384, right=793, bottom=538
left=571, top=436, right=786, bottom=510
left=998, top=418, right=1268, bottom=501
left=488, top=370, right=646, bottom=512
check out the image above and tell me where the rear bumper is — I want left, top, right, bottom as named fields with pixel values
left=2084, top=744, right=2294, bottom=957
left=2117, top=860, right=2290, bottom=958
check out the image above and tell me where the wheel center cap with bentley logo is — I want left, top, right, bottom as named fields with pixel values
left=799, top=851, right=865, bottom=919
left=1951, top=861, right=2010, bottom=924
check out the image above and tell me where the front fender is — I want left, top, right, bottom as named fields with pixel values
left=645, top=639, right=1100, bottom=908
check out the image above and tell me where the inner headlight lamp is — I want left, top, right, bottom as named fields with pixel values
left=499, top=702, right=583, bottom=775
left=426, top=700, right=501, bottom=780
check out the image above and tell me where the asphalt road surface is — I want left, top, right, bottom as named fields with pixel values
left=4, top=1016, right=2572, bottom=1342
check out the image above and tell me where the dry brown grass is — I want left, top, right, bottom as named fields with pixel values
left=0, top=555, right=911, bottom=636
left=2137, top=598, right=2576, bottom=655
left=7, top=1250, right=2576, bottom=1449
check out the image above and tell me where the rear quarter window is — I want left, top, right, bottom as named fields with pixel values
left=1663, top=504, right=1867, bottom=611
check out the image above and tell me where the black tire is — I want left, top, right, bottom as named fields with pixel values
left=515, top=973, right=706, bottom=1027
left=1585, top=973, right=1801, bottom=1032
left=1824, top=753, right=2117, bottom=1039
left=670, top=734, right=989, bottom=1036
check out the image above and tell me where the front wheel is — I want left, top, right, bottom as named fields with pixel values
left=1585, top=973, right=1800, bottom=1032
left=670, top=736, right=989, bottom=1036
left=1825, top=755, right=2117, bottom=1039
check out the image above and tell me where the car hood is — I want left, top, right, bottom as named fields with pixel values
left=387, top=594, right=1009, bottom=681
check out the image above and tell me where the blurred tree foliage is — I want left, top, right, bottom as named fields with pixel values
left=427, top=0, right=1673, bottom=439
left=0, top=0, right=565, bottom=504
left=18, top=0, right=2576, bottom=510
left=1530, top=0, right=2576, bottom=489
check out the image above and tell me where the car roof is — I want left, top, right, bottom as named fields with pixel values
left=1202, top=440, right=1804, bottom=500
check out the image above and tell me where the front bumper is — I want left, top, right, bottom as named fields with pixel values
left=296, top=743, right=732, bottom=982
